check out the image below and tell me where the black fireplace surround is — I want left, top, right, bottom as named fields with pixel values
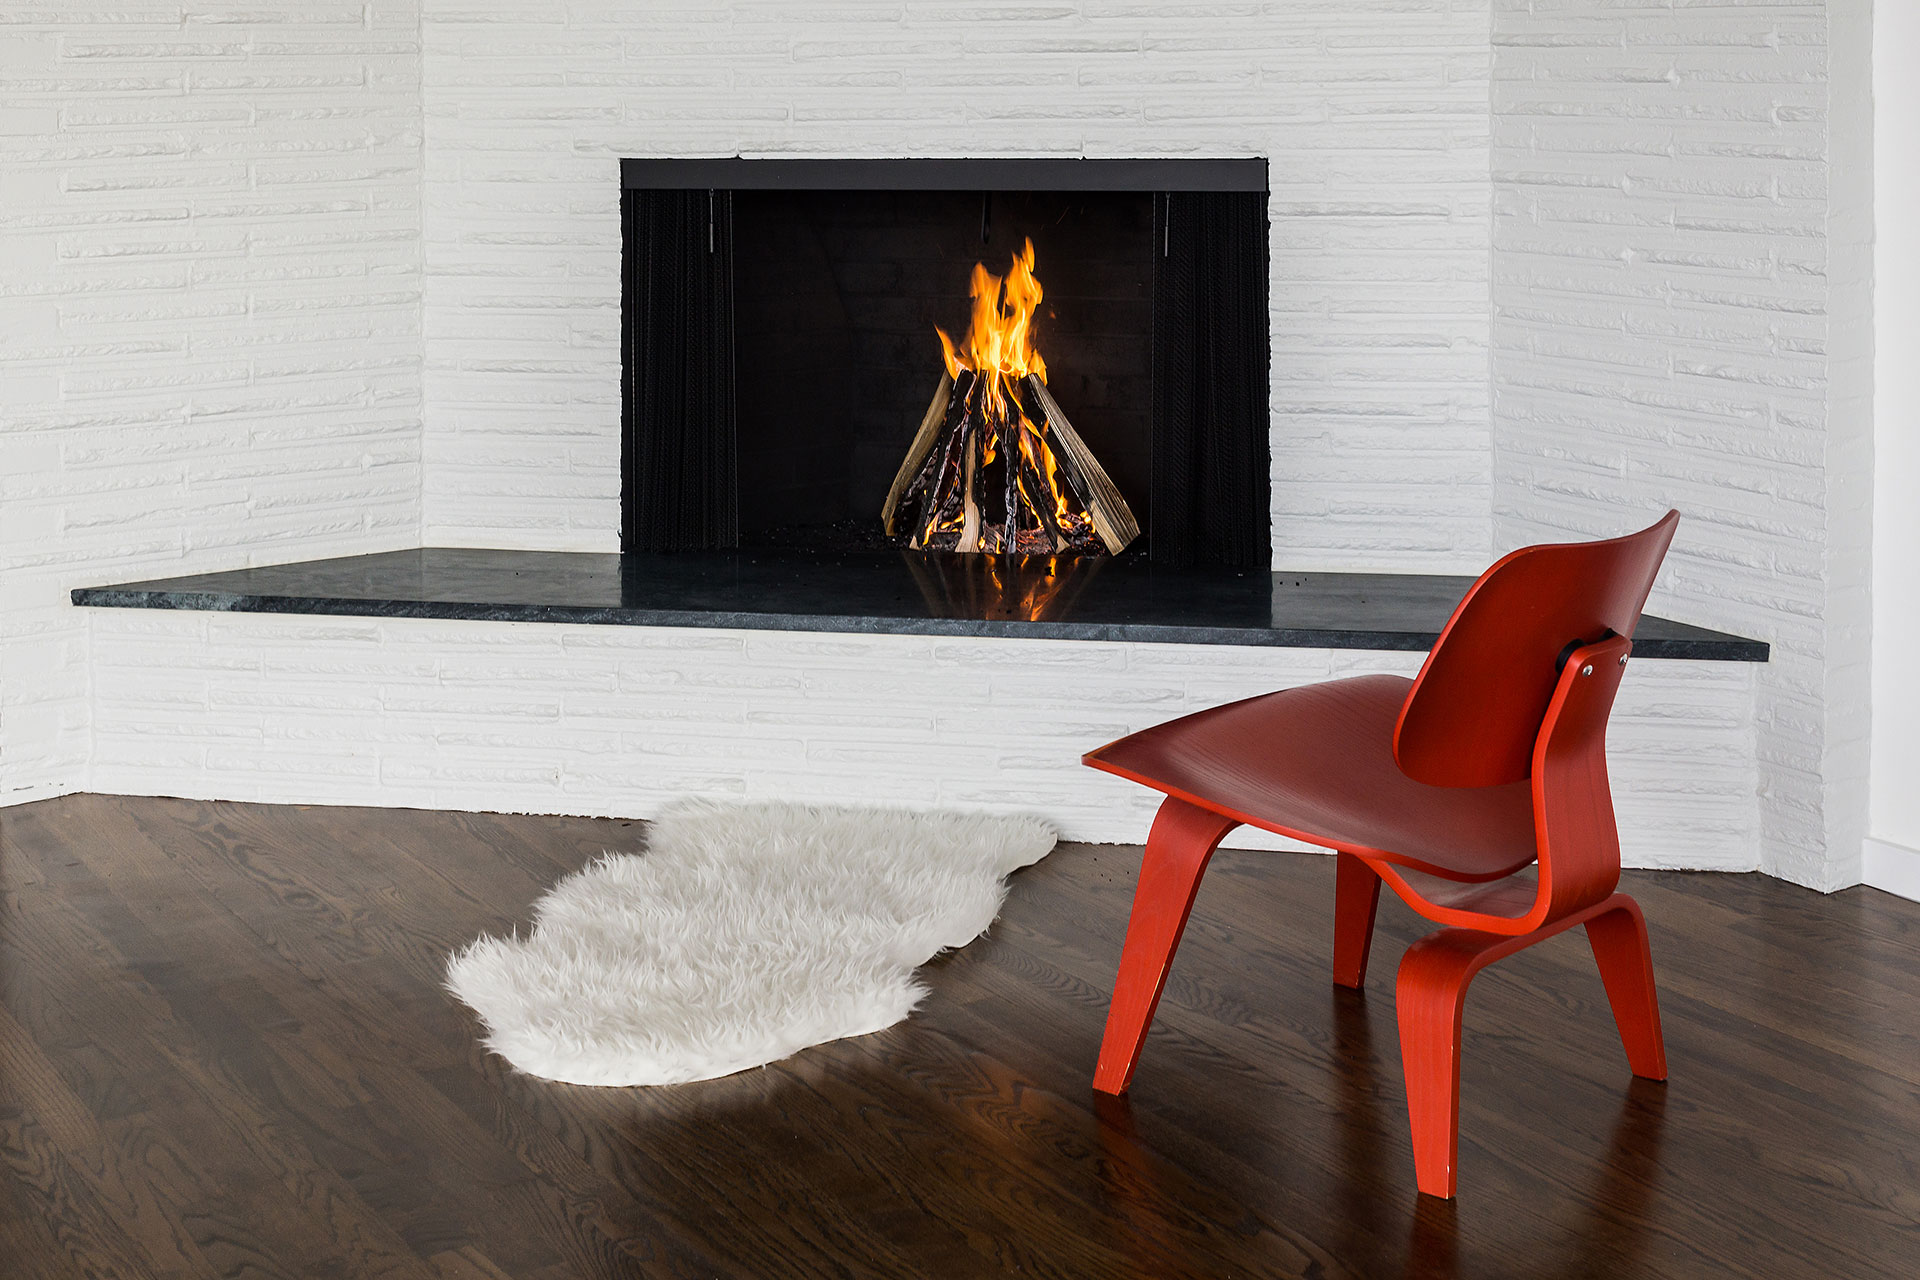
left=621, top=158, right=1272, bottom=568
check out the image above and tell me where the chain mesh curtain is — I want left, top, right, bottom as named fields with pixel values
left=621, top=188, right=738, bottom=552
left=1151, top=191, right=1272, bottom=569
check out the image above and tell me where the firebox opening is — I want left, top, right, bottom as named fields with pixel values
left=620, top=158, right=1272, bottom=570
left=732, top=189, right=1154, bottom=557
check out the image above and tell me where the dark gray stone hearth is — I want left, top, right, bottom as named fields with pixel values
left=71, top=547, right=1768, bottom=661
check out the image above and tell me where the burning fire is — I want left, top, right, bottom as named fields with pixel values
left=882, top=238, right=1139, bottom=557
left=936, top=238, right=1048, bottom=411
left=927, top=241, right=1089, bottom=552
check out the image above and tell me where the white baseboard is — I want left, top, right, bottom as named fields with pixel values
left=0, top=779, right=82, bottom=810
left=1862, top=837, right=1920, bottom=903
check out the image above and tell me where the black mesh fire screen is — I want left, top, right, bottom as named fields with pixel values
left=621, top=187, right=738, bottom=552
left=620, top=166, right=1269, bottom=567
left=1151, top=191, right=1271, bottom=569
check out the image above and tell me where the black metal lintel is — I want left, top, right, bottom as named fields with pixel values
left=620, top=157, right=1268, bottom=193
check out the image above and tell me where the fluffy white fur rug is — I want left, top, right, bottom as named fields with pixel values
left=446, top=801, right=1056, bottom=1086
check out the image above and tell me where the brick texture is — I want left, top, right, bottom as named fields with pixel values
left=8, top=2, right=1865, bottom=886
left=418, top=0, right=1496, bottom=568
left=87, top=609, right=1760, bottom=866
left=1489, top=0, right=1872, bottom=889
left=0, top=2, right=425, bottom=804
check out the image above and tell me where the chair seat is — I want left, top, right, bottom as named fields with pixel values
left=1083, top=674, right=1537, bottom=883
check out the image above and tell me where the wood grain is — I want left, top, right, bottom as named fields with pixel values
left=0, top=794, right=1915, bottom=1278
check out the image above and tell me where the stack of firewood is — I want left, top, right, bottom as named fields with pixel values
left=881, top=369, right=1138, bottom=556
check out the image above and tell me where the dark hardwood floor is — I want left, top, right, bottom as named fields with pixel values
left=1, top=794, right=1916, bottom=1279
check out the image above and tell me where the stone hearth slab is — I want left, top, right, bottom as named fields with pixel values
left=72, top=547, right=1766, bottom=662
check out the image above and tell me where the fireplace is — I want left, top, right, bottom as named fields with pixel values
left=620, top=159, right=1271, bottom=568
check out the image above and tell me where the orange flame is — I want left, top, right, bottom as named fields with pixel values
left=906, top=238, right=1101, bottom=556
left=935, top=238, right=1048, bottom=419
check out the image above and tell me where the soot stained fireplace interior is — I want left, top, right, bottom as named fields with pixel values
left=621, top=158, right=1271, bottom=570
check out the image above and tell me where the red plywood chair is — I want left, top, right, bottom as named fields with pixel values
left=1083, top=512, right=1679, bottom=1198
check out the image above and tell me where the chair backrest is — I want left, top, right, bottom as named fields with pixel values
left=1392, top=511, right=1680, bottom=788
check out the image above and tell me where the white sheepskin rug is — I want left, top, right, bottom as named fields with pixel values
left=446, top=800, right=1056, bottom=1086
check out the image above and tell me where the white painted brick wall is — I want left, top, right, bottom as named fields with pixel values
left=418, top=0, right=1496, bottom=570
left=6, top=3, right=1840, bottom=890
left=1489, top=0, right=1871, bottom=889
left=0, top=3, right=425, bottom=804
left=86, top=609, right=1759, bottom=868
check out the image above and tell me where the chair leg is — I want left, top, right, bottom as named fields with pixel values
left=1585, top=896, right=1668, bottom=1080
left=1333, top=851, right=1382, bottom=989
left=1093, top=798, right=1240, bottom=1095
left=1394, top=894, right=1662, bottom=1198
left=1395, top=931, right=1488, bottom=1200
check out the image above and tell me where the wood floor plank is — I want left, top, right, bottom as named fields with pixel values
left=0, top=1100, right=165, bottom=1280
left=68, top=802, right=650, bottom=1278
left=1030, top=853, right=1920, bottom=1278
left=1, top=840, right=437, bottom=1278
left=3, top=794, right=1918, bottom=1279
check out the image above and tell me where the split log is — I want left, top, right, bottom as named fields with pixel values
left=883, top=368, right=1137, bottom=557
left=958, top=436, right=981, bottom=552
left=882, top=372, right=953, bottom=536
left=1023, top=376, right=1139, bottom=556
left=1014, top=432, right=1068, bottom=552
left=908, top=375, right=977, bottom=548
left=1000, top=419, right=1020, bottom=553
